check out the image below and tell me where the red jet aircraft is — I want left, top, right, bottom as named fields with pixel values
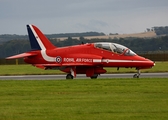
left=6, top=24, right=155, bottom=79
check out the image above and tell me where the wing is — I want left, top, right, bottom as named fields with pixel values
left=33, top=62, right=95, bottom=69
left=33, top=63, right=100, bottom=69
left=6, top=52, right=37, bottom=59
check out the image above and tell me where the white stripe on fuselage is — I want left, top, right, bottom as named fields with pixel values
left=30, top=25, right=56, bottom=62
left=94, top=59, right=148, bottom=63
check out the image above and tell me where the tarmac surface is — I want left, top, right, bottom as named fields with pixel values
left=0, top=73, right=167, bottom=80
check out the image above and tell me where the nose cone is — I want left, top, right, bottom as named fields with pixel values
left=134, top=55, right=155, bottom=69
left=148, top=59, right=155, bottom=68
left=140, top=57, right=155, bottom=69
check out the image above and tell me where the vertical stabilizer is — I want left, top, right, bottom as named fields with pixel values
left=27, top=25, right=56, bottom=50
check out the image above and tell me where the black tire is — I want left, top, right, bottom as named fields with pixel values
left=66, top=74, right=73, bottom=79
left=90, top=74, right=98, bottom=79
left=133, top=74, right=139, bottom=78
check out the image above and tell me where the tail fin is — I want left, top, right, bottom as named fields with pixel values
left=27, top=24, right=56, bottom=50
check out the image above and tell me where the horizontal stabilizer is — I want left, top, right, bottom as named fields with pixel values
left=6, top=52, right=37, bottom=59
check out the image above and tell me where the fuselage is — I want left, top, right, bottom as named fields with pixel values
left=24, top=42, right=154, bottom=70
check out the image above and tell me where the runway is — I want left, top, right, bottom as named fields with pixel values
left=0, top=73, right=167, bottom=80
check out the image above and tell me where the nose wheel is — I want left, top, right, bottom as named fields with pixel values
left=133, top=74, right=139, bottom=78
left=133, top=69, right=140, bottom=78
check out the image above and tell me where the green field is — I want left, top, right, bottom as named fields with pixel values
left=0, top=78, right=168, bottom=120
left=0, top=62, right=168, bottom=120
left=0, top=61, right=168, bottom=75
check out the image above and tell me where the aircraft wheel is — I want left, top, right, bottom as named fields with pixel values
left=133, top=74, right=139, bottom=78
left=66, top=74, right=73, bottom=79
left=90, top=74, right=98, bottom=79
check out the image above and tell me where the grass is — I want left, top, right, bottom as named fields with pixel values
left=0, top=78, right=168, bottom=120
left=0, top=61, right=168, bottom=75
left=0, top=64, right=64, bottom=75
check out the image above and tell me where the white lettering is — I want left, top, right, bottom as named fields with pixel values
left=76, top=58, right=81, bottom=62
left=64, top=58, right=93, bottom=63
left=64, top=58, right=75, bottom=62
left=82, top=58, right=92, bottom=62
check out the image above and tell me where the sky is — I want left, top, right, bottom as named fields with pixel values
left=0, top=0, right=168, bottom=35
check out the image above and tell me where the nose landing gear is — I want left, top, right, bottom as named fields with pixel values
left=133, top=69, right=140, bottom=78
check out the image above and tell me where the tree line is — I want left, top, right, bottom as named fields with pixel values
left=1, top=25, right=168, bottom=42
left=0, top=35, right=168, bottom=58
left=153, top=26, right=168, bottom=35
left=146, top=26, right=168, bottom=35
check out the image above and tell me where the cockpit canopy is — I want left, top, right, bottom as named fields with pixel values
left=94, top=42, right=136, bottom=56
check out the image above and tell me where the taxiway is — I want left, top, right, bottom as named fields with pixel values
left=0, top=73, right=167, bottom=80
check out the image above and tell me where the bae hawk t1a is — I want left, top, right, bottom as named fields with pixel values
left=6, top=25, right=155, bottom=79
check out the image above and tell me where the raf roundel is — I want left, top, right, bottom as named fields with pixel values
left=56, top=56, right=62, bottom=63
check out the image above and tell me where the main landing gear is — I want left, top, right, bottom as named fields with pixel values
left=133, top=69, right=140, bottom=78
left=66, top=73, right=73, bottom=79
left=66, top=74, right=99, bottom=79
left=90, top=74, right=98, bottom=79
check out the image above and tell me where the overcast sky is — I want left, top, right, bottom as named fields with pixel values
left=0, top=0, right=168, bottom=35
